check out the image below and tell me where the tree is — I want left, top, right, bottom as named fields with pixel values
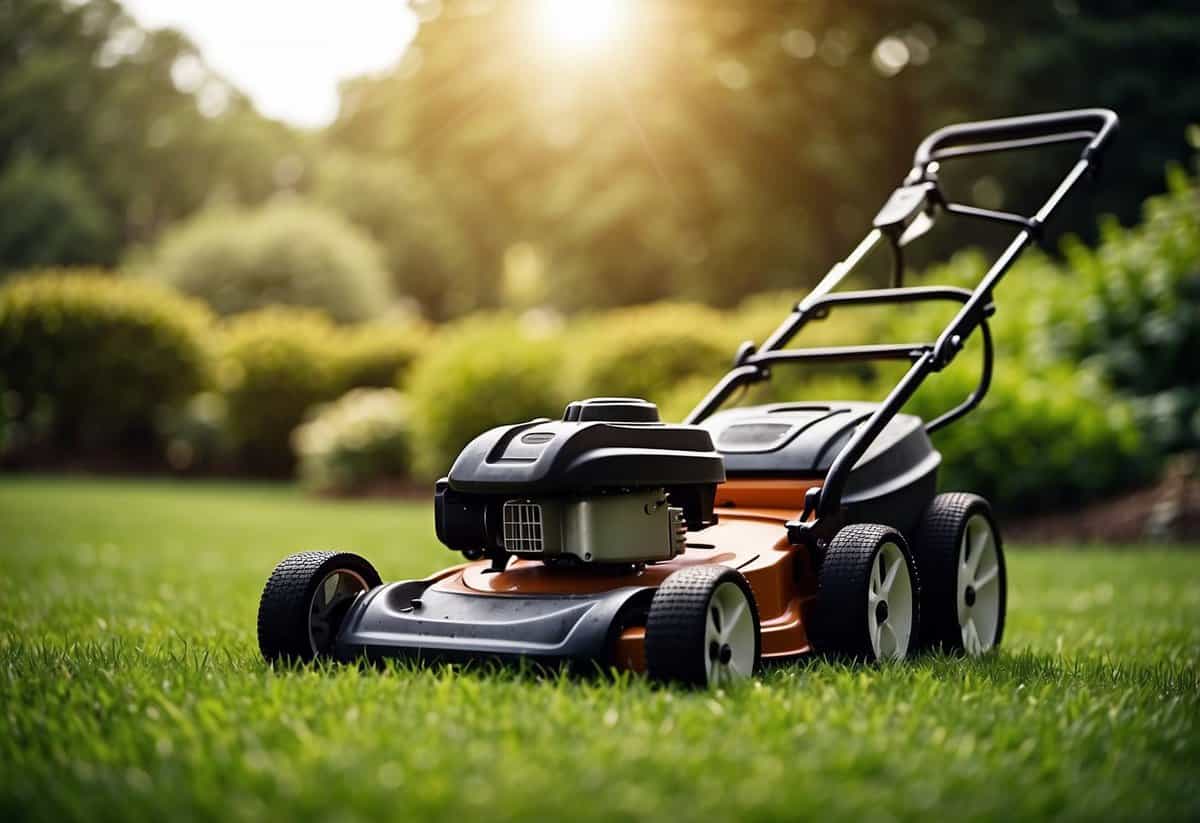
left=0, top=0, right=300, bottom=272
left=327, top=0, right=1200, bottom=311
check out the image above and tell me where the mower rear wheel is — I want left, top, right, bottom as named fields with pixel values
left=913, top=493, right=1006, bottom=655
left=257, top=551, right=381, bottom=663
left=813, top=524, right=919, bottom=662
left=644, top=565, right=761, bottom=688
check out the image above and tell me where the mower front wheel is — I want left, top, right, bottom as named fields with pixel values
left=257, top=551, right=381, bottom=664
left=813, top=524, right=920, bottom=662
left=645, top=565, right=761, bottom=688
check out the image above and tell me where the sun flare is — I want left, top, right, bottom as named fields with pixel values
left=532, top=0, right=630, bottom=55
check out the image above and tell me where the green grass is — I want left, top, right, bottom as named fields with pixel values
left=1, top=476, right=1197, bottom=823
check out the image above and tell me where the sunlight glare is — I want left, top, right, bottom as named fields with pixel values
left=532, top=0, right=629, bottom=56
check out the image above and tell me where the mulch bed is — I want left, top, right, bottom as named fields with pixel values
left=1006, top=453, right=1200, bottom=544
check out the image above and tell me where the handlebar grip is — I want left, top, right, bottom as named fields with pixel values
left=913, top=108, right=1119, bottom=167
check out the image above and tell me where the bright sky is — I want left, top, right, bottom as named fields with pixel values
left=119, top=1, right=419, bottom=129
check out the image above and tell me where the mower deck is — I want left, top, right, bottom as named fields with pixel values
left=336, top=500, right=817, bottom=672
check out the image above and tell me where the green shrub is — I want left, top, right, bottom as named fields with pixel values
left=408, top=316, right=566, bottom=477
left=570, top=303, right=732, bottom=403
left=1058, top=165, right=1200, bottom=452
left=217, top=308, right=342, bottom=474
left=0, top=270, right=212, bottom=455
left=334, top=323, right=430, bottom=391
left=145, top=199, right=393, bottom=323
left=902, top=362, right=1159, bottom=513
left=293, top=388, right=412, bottom=493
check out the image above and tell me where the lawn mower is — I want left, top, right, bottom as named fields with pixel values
left=258, top=108, right=1119, bottom=687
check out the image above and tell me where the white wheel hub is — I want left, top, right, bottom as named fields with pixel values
left=867, top=542, right=914, bottom=661
left=957, top=514, right=1001, bottom=655
left=704, top=582, right=755, bottom=686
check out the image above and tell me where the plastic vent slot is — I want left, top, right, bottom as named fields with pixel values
left=502, top=500, right=544, bottom=552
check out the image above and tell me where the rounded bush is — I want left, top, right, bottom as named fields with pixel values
left=217, top=308, right=342, bottom=474
left=293, top=388, right=412, bottom=494
left=146, top=199, right=393, bottom=323
left=408, top=316, right=566, bottom=478
left=0, top=270, right=213, bottom=455
left=571, top=303, right=732, bottom=403
left=334, top=323, right=430, bottom=391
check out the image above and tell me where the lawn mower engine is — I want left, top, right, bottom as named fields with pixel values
left=435, top=398, right=725, bottom=568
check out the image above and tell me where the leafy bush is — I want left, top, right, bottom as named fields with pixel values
left=0, top=270, right=212, bottom=456
left=334, top=323, right=430, bottom=391
left=1058, top=166, right=1200, bottom=452
left=293, top=388, right=412, bottom=493
left=217, top=308, right=342, bottom=474
left=570, top=303, right=733, bottom=403
left=902, top=362, right=1159, bottom=513
left=408, top=316, right=566, bottom=477
left=145, top=199, right=393, bottom=323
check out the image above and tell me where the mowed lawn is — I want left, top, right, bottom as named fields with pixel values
left=1, top=477, right=1197, bottom=823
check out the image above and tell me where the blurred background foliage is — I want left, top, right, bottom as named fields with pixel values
left=1, top=0, right=1198, bottom=518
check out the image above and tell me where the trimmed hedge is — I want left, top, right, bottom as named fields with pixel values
left=217, top=308, right=342, bottom=474
left=146, top=200, right=393, bottom=323
left=570, top=303, right=732, bottom=403
left=0, top=270, right=212, bottom=456
left=293, top=388, right=412, bottom=493
left=408, top=316, right=567, bottom=478
left=334, top=323, right=429, bottom=391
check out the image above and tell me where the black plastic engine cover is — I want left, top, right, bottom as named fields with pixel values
left=702, top=402, right=941, bottom=535
left=446, top=402, right=725, bottom=495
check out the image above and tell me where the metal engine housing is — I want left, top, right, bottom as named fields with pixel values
left=501, top=489, right=686, bottom=564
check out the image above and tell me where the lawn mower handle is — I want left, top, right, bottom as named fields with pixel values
left=688, top=108, right=1120, bottom=546
left=912, top=108, right=1119, bottom=170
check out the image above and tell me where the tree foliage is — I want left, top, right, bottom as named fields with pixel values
left=2, top=0, right=1198, bottom=321
left=329, top=0, right=1200, bottom=311
left=0, top=0, right=300, bottom=271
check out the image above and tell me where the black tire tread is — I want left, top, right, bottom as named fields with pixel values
left=644, top=565, right=760, bottom=687
left=812, top=523, right=920, bottom=661
left=913, top=492, right=1005, bottom=653
left=257, top=551, right=381, bottom=663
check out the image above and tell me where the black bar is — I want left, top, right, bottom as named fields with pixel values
left=913, top=109, right=1118, bottom=167
left=815, top=354, right=934, bottom=519
left=748, top=343, right=931, bottom=367
left=811, top=285, right=974, bottom=309
left=683, top=365, right=762, bottom=426
left=941, top=202, right=1036, bottom=232
left=759, top=230, right=884, bottom=354
left=931, top=158, right=1090, bottom=367
left=924, top=320, right=994, bottom=434
left=929, top=130, right=1095, bottom=162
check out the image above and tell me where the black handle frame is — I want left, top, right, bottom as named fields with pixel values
left=684, top=108, right=1119, bottom=547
